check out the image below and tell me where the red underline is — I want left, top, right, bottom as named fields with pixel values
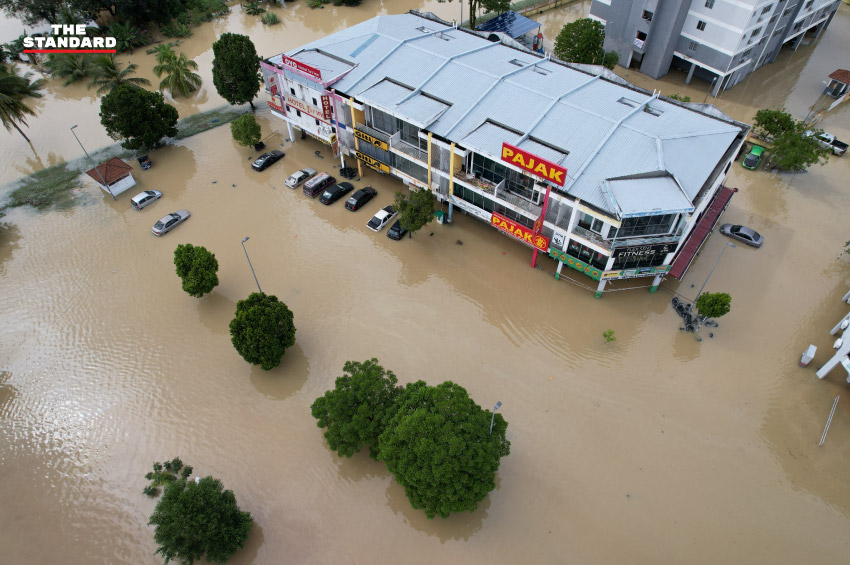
left=24, top=49, right=117, bottom=53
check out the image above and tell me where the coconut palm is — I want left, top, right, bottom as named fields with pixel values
left=152, top=44, right=176, bottom=65
left=154, top=51, right=202, bottom=97
left=88, top=54, right=151, bottom=95
left=0, top=65, right=45, bottom=142
left=43, top=53, right=95, bottom=86
left=107, top=21, right=150, bottom=54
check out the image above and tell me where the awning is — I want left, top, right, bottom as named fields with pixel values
left=476, top=11, right=541, bottom=39
left=668, top=186, right=735, bottom=280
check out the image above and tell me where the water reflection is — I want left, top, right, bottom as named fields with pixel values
left=229, top=521, right=264, bottom=565
left=249, top=343, right=309, bottom=400
left=332, top=449, right=389, bottom=484
left=0, top=222, right=22, bottom=273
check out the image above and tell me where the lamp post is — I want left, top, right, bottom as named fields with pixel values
left=71, top=125, right=115, bottom=200
left=241, top=237, right=262, bottom=293
left=693, top=242, right=735, bottom=310
left=489, top=401, right=502, bottom=436
left=704, top=76, right=719, bottom=103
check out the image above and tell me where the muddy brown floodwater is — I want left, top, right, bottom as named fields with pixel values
left=2, top=3, right=850, bottom=564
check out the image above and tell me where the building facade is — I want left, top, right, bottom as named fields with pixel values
left=261, top=11, right=749, bottom=296
left=590, top=0, right=842, bottom=95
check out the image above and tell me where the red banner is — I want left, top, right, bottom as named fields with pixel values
left=280, top=54, right=322, bottom=81
left=501, top=143, right=567, bottom=186
left=491, top=212, right=550, bottom=251
left=321, top=95, right=333, bottom=120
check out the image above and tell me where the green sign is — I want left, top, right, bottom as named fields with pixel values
left=548, top=249, right=602, bottom=280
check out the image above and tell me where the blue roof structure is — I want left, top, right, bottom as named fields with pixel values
left=476, top=11, right=541, bottom=39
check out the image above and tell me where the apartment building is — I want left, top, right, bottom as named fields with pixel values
left=590, top=0, right=842, bottom=95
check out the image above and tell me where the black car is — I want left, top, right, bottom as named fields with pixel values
left=345, top=187, right=377, bottom=211
left=251, top=150, right=284, bottom=171
left=387, top=220, right=407, bottom=240
left=319, top=182, right=355, bottom=205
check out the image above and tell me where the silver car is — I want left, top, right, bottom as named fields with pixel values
left=285, top=168, right=317, bottom=188
left=719, top=224, right=763, bottom=248
left=130, top=189, right=162, bottom=210
left=152, top=210, right=190, bottom=236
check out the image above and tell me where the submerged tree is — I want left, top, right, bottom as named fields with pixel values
left=212, top=33, right=261, bottom=110
left=554, top=18, right=618, bottom=69
left=43, top=53, right=95, bottom=86
left=0, top=64, right=45, bottom=142
left=229, top=292, right=296, bottom=370
left=173, top=243, right=219, bottom=298
left=393, top=188, right=435, bottom=238
left=695, top=291, right=731, bottom=320
left=99, top=83, right=178, bottom=150
left=230, top=113, right=261, bottom=147
left=154, top=50, right=202, bottom=97
left=88, top=54, right=151, bottom=95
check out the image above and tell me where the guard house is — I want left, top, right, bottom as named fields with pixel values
left=264, top=11, right=750, bottom=296
left=476, top=11, right=544, bottom=53
left=85, top=157, right=136, bottom=197
left=825, top=69, right=849, bottom=98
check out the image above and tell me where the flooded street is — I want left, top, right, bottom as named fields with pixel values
left=2, top=3, right=850, bottom=564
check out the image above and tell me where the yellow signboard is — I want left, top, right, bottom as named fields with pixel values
left=356, top=151, right=390, bottom=174
left=354, top=130, right=389, bottom=151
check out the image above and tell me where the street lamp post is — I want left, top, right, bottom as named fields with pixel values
left=489, top=401, right=502, bottom=436
left=70, top=125, right=115, bottom=201
left=693, top=242, right=735, bottom=312
left=241, top=237, right=262, bottom=293
left=704, top=76, right=719, bottom=103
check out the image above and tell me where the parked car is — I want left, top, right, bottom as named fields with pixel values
left=320, top=182, right=355, bottom=205
left=367, top=205, right=397, bottom=232
left=345, top=187, right=377, bottom=211
left=742, top=145, right=764, bottom=170
left=152, top=210, right=190, bottom=236
left=303, top=172, right=336, bottom=198
left=285, top=167, right=317, bottom=188
left=806, top=130, right=848, bottom=156
left=719, top=223, right=763, bottom=248
left=387, top=219, right=407, bottom=240
left=130, top=189, right=162, bottom=210
left=251, top=150, right=284, bottom=171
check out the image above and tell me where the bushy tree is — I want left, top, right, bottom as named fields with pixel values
left=768, top=123, right=830, bottom=171
left=212, top=33, right=261, bottom=109
left=554, top=18, right=615, bottom=67
left=310, top=359, right=402, bottom=459
left=99, top=83, right=178, bottom=150
left=230, top=113, right=261, bottom=147
left=148, top=476, right=253, bottom=565
left=695, top=291, right=731, bottom=320
left=377, top=380, right=510, bottom=519
left=393, top=188, right=435, bottom=238
left=229, top=292, right=296, bottom=370
left=143, top=457, right=193, bottom=497
left=173, top=244, right=219, bottom=298
left=752, top=108, right=795, bottom=139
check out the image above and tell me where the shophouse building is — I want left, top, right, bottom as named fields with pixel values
left=590, top=0, right=842, bottom=95
left=261, top=11, right=749, bottom=296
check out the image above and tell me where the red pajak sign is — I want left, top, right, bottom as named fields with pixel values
left=280, top=54, right=322, bottom=81
left=501, top=143, right=567, bottom=187
left=491, top=212, right=550, bottom=251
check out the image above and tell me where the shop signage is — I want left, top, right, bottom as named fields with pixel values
left=500, top=143, right=567, bottom=187
left=601, top=264, right=671, bottom=279
left=354, top=129, right=389, bottom=151
left=356, top=151, right=390, bottom=174
left=321, top=95, right=333, bottom=120
left=551, top=230, right=566, bottom=248
left=491, top=212, right=549, bottom=251
left=612, top=243, right=675, bottom=261
left=450, top=196, right=493, bottom=222
left=280, top=54, right=322, bottom=80
left=548, top=249, right=602, bottom=280
left=284, top=95, right=327, bottom=122
left=305, top=131, right=331, bottom=146
left=267, top=74, right=284, bottom=113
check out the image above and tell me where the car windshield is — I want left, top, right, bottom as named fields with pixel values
left=154, top=221, right=164, bottom=229
left=367, top=219, right=379, bottom=227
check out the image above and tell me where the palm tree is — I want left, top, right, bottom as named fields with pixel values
left=154, top=51, right=202, bottom=97
left=107, top=21, right=149, bottom=54
left=88, top=54, right=151, bottom=95
left=0, top=65, right=45, bottom=142
left=43, top=53, right=95, bottom=86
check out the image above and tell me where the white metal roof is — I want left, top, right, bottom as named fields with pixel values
left=606, top=176, right=695, bottom=218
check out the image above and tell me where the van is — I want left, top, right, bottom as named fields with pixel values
left=303, top=173, right=336, bottom=198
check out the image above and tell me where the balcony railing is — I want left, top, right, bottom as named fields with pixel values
left=454, top=169, right=496, bottom=195
left=572, top=225, right=612, bottom=251
left=611, top=234, right=681, bottom=249
left=394, top=139, right=428, bottom=163
left=499, top=187, right=542, bottom=216
left=633, top=37, right=646, bottom=50
left=354, top=122, right=390, bottom=145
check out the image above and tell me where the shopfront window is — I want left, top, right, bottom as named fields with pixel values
left=617, top=214, right=676, bottom=238
left=567, top=240, right=608, bottom=269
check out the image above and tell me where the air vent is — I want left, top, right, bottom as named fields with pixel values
left=643, top=104, right=663, bottom=116
left=416, top=26, right=434, bottom=33
left=508, top=59, right=525, bottom=67
left=532, top=66, right=551, bottom=76
left=617, top=97, right=640, bottom=108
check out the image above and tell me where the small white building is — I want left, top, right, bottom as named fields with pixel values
left=85, top=157, right=136, bottom=197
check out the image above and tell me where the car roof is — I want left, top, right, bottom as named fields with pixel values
left=374, top=210, right=390, bottom=218
left=751, top=146, right=765, bottom=155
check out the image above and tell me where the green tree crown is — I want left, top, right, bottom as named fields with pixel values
left=212, top=33, right=261, bottom=109
left=173, top=244, right=219, bottom=298
left=695, top=291, right=731, bottom=319
left=393, top=188, right=435, bottom=237
left=229, top=292, right=296, bottom=370
left=230, top=113, right=262, bottom=147
left=99, top=83, right=178, bottom=150
left=554, top=18, right=607, bottom=65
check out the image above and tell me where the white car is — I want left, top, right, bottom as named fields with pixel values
left=130, top=189, right=162, bottom=210
left=285, top=168, right=317, bottom=188
left=152, top=210, right=190, bottom=236
left=366, top=205, right=397, bottom=232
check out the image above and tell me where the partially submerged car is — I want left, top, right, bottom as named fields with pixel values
left=251, top=150, right=284, bottom=171
left=719, top=224, right=763, bottom=248
left=319, top=182, right=355, bottom=205
left=742, top=145, right=764, bottom=170
left=152, top=210, right=190, bottom=236
left=345, top=187, right=377, bottom=211
left=130, top=189, right=162, bottom=210
left=367, top=205, right=397, bottom=232
left=285, top=168, right=317, bottom=188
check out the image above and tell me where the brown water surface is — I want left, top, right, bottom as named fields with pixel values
left=2, top=3, right=850, bottom=564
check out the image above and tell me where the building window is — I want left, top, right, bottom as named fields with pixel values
left=688, top=41, right=698, bottom=51
left=642, top=10, right=653, bottom=21
left=705, top=0, right=714, bottom=7
left=761, top=5, right=772, bottom=14
left=617, top=214, right=677, bottom=238
left=805, top=0, right=813, bottom=8
left=697, top=20, right=706, bottom=31
left=315, top=119, right=320, bottom=126
left=751, top=27, right=762, bottom=37
left=296, top=109, right=301, bottom=117
left=783, top=8, right=792, bottom=16
left=742, top=48, right=752, bottom=57
left=370, top=107, right=398, bottom=135
left=773, top=25, right=785, bottom=37
left=495, top=204, right=535, bottom=229
left=290, top=87, right=295, bottom=96
left=312, top=97, right=317, bottom=106
left=577, top=213, right=604, bottom=234
left=470, top=153, right=535, bottom=200
left=769, top=15, right=777, bottom=23
left=567, top=240, right=608, bottom=269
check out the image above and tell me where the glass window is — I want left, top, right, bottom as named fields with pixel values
left=370, top=107, right=397, bottom=135
left=617, top=214, right=677, bottom=238
left=688, top=41, right=698, bottom=52
left=697, top=21, right=706, bottom=31
left=566, top=240, right=608, bottom=269
left=705, top=0, right=714, bottom=8
left=592, top=218, right=604, bottom=233
left=761, top=5, right=772, bottom=14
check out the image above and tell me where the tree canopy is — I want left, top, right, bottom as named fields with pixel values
left=88, top=54, right=151, bottom=95
left=0, top=64, right=45, bottom=143
left=769, top=123, right=830, bottom=171
left=229, top=292, right=296, bottom=370
left=99, top=83, right=178, bottom=150
left=752, top=108, right=795, bottom=139
left=212, top=33, right=261, bottom=109
left=378, top=380, right=510, bottom=519
left=696, top=291, right=731, bottom=319
left=393, top=188, right=435, bottom=237
left=310, top=359, right=402, bottom=459
left=148, top=475, right=253, bottom=565
left=173, top=244, right=219, bottom=298
left=554, top=18, right=618, bottom=69
left=154, top=49, right=202, bottom=97
left=230, top=113, right=262, bottom=147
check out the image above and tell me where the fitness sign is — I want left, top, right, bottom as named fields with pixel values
left=23, top=24, right=116, bottom=53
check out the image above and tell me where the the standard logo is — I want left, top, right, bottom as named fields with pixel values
left=23, top=24, right=116, bottom=54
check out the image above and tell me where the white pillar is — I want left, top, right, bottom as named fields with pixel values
left=286, top=121, right=294, bottom=141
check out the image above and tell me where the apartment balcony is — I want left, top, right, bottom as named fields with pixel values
left=394, top=138, right=428, bottom=163
left=571, top=225, right=612, bottom=251
left=633, top=37, right=646, bottom=52
left=454, top=169, right=497, bottom=195
left=354, top=122, right=390, bottom=145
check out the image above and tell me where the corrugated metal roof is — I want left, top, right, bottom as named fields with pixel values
left=607, top=176, right=694, bottom=217
left=397, top=94, right=449, bottom=128
left=476, top=11, right=541, bottom=39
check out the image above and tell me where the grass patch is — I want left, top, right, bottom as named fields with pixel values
left=174, top=105, right=251, bottom=140
left=6, top=164, right=83, bottom=210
